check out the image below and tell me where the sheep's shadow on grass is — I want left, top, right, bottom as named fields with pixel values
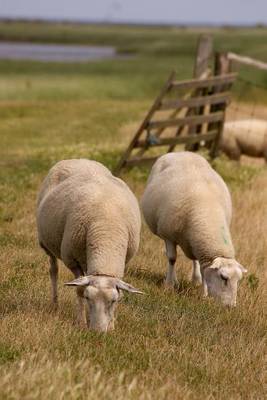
left=127, top=267, right=198, bottom=296
left=127, top=267, right=164, bottom=286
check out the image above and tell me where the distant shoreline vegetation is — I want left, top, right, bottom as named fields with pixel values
left=0, top=17, right=266, bottom=29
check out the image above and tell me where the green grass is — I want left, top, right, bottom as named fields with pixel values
left=1, top=21, right=267, bottom=60
left=0, top=22, right=266, bottom=399
left=0, top=21, right=267, bottom=101
left=0, top=343, right=21, bottom=364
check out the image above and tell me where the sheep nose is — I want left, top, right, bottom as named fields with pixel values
left=222, top=298, right=236, bottom=307
left=225, top=301, right=236, bottom=308
left=90, top=324, right=108, bottom=333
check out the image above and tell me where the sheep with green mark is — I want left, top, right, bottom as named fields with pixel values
left=141, top=152, right=247, bottom=306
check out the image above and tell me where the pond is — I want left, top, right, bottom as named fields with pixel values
left=0, top=41, right=118, bottom=62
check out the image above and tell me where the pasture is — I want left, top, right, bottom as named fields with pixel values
left=0, top=22, right=266, bottom=399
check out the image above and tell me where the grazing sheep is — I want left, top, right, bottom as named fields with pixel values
left=221, top=119, right=267, bottom=161
left=37, top=159, right=143, bottom=332
left=141, top=152, right=247, bottom=306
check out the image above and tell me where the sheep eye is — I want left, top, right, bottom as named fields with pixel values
left=221, top=275, right=228, bottom=285
left=84, top=294, right=92, bottom=302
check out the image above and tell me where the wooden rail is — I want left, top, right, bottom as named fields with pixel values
left=125, top=156, right=159, bottom=167
left=125, top=131, right=217, bottom=166
left=227, top=52, right=267, bottom=71
left=148, top=112, right=224, bottom=130
left=135, top=130, right=218, bottom=148
left=171, top=73, right=236, bottom=91
left=159, top=92, right=230, bottom=110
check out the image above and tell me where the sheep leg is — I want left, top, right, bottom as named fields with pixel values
left=200, top=267, right=208, bottom=297
left=49, top=256, right=59, bottom=306
left=261, top=132, right=267, bottom=162
left=202, top=279, right=208, bottom=297
left=191, top=260, right=202, bottom=286
left=76, top=287, right=86, bottom=327
left=108, top=318, right=115, bottom=331
left=230, top=141, right=241, bottom=161
left=69, top=263, right=86, bottom=327
left=75, top=271, right=86, bottom=327
left=165, top=240, right=177, bottom=288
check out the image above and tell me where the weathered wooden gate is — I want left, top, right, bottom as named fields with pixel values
left=113, top=71, right=236, bottom=175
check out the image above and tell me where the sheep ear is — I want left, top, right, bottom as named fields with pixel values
left=238, top=264, right=247, bottom=274
left=220, top=270, right=230, bottom=281
left=209, top=258, right=221, bottom=270
left=116, top=279, right=145, bottom=294
left=64, top=276, right=93, bottom=287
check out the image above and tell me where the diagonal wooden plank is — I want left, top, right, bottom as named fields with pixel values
left=113, top=71, right=176, bottom=175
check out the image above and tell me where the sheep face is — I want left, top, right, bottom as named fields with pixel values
left=65, top=275, right=143, bottom=332
left=203, top=258, right=247, bottom=306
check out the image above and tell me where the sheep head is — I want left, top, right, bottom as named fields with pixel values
left=203, top=257, right=247, bottom=306
left=65, top=275, right=144, bottom=332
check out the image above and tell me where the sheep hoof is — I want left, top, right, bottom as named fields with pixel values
left=164, top=279, right=177, bottom=290
left=49, top=301, right=58, bottom=312
left=191, top=277, right=202, bottom=287
left=76, top=319, right=87, bottom=329
left=108, top=320, right=115, bottom=331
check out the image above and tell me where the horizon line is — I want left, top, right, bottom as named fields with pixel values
left=0, top=16, right=266, bottom=28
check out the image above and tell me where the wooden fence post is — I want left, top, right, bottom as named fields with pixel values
left=215, top=52, right=232, bottom=75
left=186, top=35, right=213, bottom=151
left=194, top=34, right=213, bottom=78
left=209, top=52, right=231, bottom=158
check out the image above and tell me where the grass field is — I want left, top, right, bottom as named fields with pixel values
left=0, top=22, right=266, bottom=399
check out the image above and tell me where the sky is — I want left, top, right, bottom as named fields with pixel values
left=0, top=0, right=267, bottom=25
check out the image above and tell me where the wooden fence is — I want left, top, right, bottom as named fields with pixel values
left=113, top=72, right=236, bottom=175
left=215, top=51, right=267, bottom=74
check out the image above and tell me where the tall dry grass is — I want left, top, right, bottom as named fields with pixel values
left=1, top=160, right=266, bottom=399
left=1, top=22, right=267, bottom=399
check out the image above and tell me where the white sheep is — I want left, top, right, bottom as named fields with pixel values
left=37, top=159, right=143, bottom=332
left=141, top=152, right=247, bottom=306
left=221, top=119, right=267, bottom=161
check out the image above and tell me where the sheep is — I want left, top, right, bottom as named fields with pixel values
left=141, top=152, right=247, bottom=307
left=36, top=159, right=143, bottom=332
left=221, top=119, right=267, bottom=161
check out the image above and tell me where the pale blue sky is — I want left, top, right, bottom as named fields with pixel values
left=0, top=0, right=266, bottom=25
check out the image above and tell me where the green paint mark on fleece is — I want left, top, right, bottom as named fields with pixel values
left=221, top=226, right=229, bottom=245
